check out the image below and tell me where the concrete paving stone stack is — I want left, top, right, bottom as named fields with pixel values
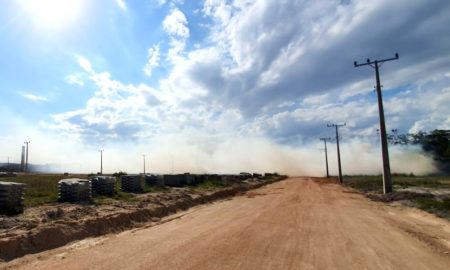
left=192, top=174, right=203, bottom=185
left=91, top=176, right=116, bottom=196
left=164, top=174, right=183, bottom=187
left=180, top=173, right=195, bottom=186
left=239, top=173, right=252, bottom=180
left=253, top=173, right=263, bottom=179
left=144, top=174, right=158, bottom=186
left=0, top=182, right=26, bottom=214
left=195, top=174, right=208, bottom=184
left=58, top=179, right=92, bottom=203
left=121, top=175, right=142, bottom=192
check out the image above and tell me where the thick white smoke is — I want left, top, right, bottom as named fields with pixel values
left=0, top=125, right=437, bottom=176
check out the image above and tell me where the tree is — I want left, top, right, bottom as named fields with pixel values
left=390, top=129, right=450, bottom=174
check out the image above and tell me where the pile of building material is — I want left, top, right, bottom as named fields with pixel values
left=0, top=172, right=17, bottom=178
left=91, top=176, right=116, bottom=196
left=145, top=174, right=164, bottom=187
left=163, top=174, right=183, bottom=187
left=121, top=175, right=142, bottom=192
left=58, top=179, right=92, bottom=203
left=0, top=182, right=26, bottom=214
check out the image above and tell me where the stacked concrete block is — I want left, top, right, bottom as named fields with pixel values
left=144, top=174, right=157, bottom=186
left=239, top=173, right=252, bottom=180
left=192, top=174, right=204, bottom=185
left=121, top=175, right=142, bottom=192
left=199, top=174, right=209, bottom=182
left=58, top=179, right=92, bottom=203
left=0, top=182, right=26, bottom=214
left=145, top=174, right=164, bottom=187
left=181, top=173, right=195, bottom=186
left=164, top=174, right=183, bottom=187
left=91, top=176, right=116, bottom=196
left=253, top=173, right=263, bottom=179
left=0, top=172, right=17, bottom=177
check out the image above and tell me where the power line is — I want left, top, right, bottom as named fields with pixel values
left=319, top=137, right=332, bottom=178
left=354, top=53, right=399, bottom=194
left=327, top=123, right=346, bottom=183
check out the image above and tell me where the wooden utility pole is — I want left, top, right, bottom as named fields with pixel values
left=319, top=137, right=331, bottom=178
left=354, top=53, right=399, bottom=194
left=327, top=124, right=346, bottom=183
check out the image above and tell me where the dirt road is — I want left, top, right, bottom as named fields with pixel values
left=3, top=178, right=450, bottom=270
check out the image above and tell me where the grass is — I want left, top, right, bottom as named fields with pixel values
left=192, top=179, right=227, bottom=190
left=344, top=174, right=450, bottom=218
left=414, top=197, right=450, bottom=213
left=1, top=174, right=63, bottom=207
left=344, top=175, right=450, bottom=192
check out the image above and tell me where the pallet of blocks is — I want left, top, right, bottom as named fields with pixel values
left=0, top=182, right=26, bottom=214
left=58, top=179, right=92, bottom=203
left=91, top=176, right=116, bottom=196
left=121, top=175, right=142, bottom=192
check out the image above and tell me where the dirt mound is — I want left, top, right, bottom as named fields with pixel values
left=0, top=179, right=282, bottom=261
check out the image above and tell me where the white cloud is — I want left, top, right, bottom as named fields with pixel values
left=20, top=93, right=48, bottom=102
left=163, top=8, right=189, bottom=38
left=115, top=0, right=127, bottom=11
left=76, top=55, right=94, bottom=73
left=143, top=45, right=161, bottom=76
left=65, top=74, right=84, bottom=86
left=162, top=8, right=190, bottom=63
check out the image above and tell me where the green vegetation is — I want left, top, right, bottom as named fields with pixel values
left=344, top=175, right=450, bottom=218
left=193, top=179, right=226, bottom=190
left=344, top=175, right=450, bottom=192
left=93, top=191, right=139, bottom=206
left=1, top=174, right=61, bottom=207
left=414, top=197, right=450, bottom=213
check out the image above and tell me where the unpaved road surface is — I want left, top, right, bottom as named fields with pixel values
left=2, top=178, right=450, bottom=270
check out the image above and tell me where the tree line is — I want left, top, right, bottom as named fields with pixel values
left=387, top=129, right=450, bottom=174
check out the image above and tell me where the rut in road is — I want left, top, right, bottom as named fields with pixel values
left=3, top=177, right=450, bottom=270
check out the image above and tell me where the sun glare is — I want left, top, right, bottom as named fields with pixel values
left=21, top=0, right=83, bottom=29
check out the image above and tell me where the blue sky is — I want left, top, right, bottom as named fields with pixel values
left=0, top=0, right=449, bottom=174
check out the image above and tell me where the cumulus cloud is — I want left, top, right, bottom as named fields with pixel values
left=163, top=8, right=189, bottom=38
left=162, top=7, right=190, bottom=62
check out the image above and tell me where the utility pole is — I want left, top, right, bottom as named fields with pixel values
left=354, top=53, right=399, bottom=194
left=142, top=154, right=146, bottom=175
left=24, top=141, right=30, bottom=173
left=319, top=137, right=332, bottom=178
left=327, top=124, right=345, bottom=183
left=99, top=149, right=104, bottom=175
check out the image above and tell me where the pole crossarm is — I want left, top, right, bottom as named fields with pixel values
left=354, top=53, right=399, bottom=68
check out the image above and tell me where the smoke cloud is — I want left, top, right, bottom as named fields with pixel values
left=1, top=124, right=437, bottom=176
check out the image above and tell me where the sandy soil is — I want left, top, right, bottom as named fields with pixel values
left=2, top=177, right=450, bottom=270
